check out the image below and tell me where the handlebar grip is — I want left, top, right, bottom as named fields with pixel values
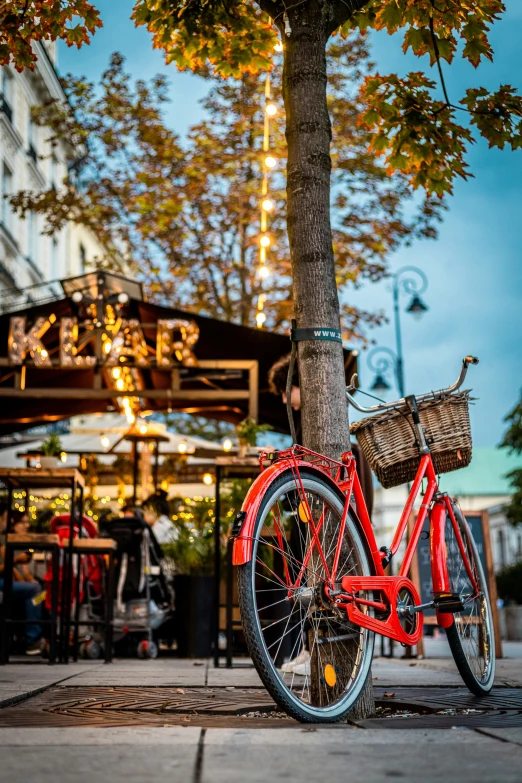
left=464, top=356, right=479, bottom=366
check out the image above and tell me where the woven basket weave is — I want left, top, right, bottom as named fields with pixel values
left=350, top=392, right=472, bottom=489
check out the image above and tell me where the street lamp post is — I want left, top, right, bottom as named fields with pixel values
left=369, top=266, right=429, bottom=397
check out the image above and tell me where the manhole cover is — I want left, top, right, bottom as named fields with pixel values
left=359, top=711, right=522, bottom=729
left=375, top=687, right=522, bottom=711
left=367, top=687, right=522, bottom=729
left=0, top=687, right=291, bottom=728
left=1, top=685, right=521, bottom=729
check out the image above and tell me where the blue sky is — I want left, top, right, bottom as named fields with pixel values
left=59, top=1, right=522, bottom=447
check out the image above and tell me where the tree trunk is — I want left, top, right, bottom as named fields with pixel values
left=282, top=0, right=374, bottom=721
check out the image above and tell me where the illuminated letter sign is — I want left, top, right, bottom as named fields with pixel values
left=7, top=315, right=200, bottom=369
left=8, top=317, right=52, bottom=367
left=157, top=319, right=199, bottom=368
left=59, top=318, right=96, bottom=368
left=105, top=319, right=149, bottom=367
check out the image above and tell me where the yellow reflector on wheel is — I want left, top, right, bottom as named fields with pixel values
left=324, top=664, right=337, bottom=687
left=298, top=501, right=310, bottom=523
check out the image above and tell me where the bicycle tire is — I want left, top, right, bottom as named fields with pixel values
left=237, top=467, right=374, bottom=723
left=444, top=504, right=495, bottom=696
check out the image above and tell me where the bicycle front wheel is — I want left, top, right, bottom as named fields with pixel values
left=238, top=468, right=374, bottom=723
left=444, top=503, right=495, bottom=695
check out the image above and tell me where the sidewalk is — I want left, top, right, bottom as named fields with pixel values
left=0, top=651, right=521, bottom=783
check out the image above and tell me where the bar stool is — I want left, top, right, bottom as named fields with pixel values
left=63, top=538, right=117, bottom=664
left=0, top=533, right=60, bottom=664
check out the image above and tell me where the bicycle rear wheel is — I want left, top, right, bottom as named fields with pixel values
left=237, top=468, right=374, bottom=723
left=444, top=503, right=495, bottom=695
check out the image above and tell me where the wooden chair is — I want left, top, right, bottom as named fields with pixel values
left=1, top=533, right=60, bottom=664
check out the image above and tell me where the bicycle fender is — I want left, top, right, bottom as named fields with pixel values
left=232, top=461, right=292, bottom=566
left=430, top=499, right=453, bottom=629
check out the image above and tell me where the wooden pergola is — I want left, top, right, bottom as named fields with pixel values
left=0, top=272, right=359, bottom=436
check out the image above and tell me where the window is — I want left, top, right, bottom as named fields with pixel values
left=50, top=154, right=58, bottom=189
left=28, top=115, right=37, bottom=162
left=28, top=210, right=37, bottom=261
left=51, top=237, right=58, bottom=279
left=1, top=68, right=13, bottom=123
left=79, top=243, right=87, bottom=271
left=1, top=163, right=13, bottom=231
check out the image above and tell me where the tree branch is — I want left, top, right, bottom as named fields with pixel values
left=255, top=0, right=284, bottom=26
left=429, top=15, right=451, bottom=107
left=327, top=0, right=372, bottom=37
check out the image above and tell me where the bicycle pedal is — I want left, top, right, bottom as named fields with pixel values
left=433, top=592, right=465, bottom=613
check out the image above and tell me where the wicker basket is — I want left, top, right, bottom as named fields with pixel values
left=350, top=392, right=472, bottom=489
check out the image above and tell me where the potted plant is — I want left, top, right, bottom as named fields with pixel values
left=162, top=496, right=215, bottom=657
left=38, top=433, right=63, bottom=468
left=235, top=417, right=272, bottom=458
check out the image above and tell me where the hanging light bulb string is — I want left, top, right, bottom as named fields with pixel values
left=256, top=24, right=282, bottom=329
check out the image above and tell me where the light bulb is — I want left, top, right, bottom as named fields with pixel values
left=112, top=367, right=121, bottom=379
left=118, top=292, right=129, bottom=304
left=60, top=452, right=67, bottom=463
left=202, top=473, right=214, bottom=486
left=71, top=291, right=83, bottom=303
left=256, top=312, right=267, bottom=327
left=265, top=103, right=277, bottom=116
left=139, top=424, right=148, bottom=435
left=100, top=435, right=110, bottom=448
left=116, top=378, right=125, bottom=391
left=178, top=441, right=188, bottom=454
left=265, top=156, right=276, bottom=168
left=222, top=438, right=233, bottom=452
left=262, top=199, right=274, bottom=211
left=260, top=235, right=271, bottom=247
left=103, top=340, right=112, bottom=354
left=259, top=266, right=270, bottom=279
left=274, top=42, right=283, bottom=52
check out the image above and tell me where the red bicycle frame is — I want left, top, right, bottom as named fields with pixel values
left=232, top=445, right=479, bottom=646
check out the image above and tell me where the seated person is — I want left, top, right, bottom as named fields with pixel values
left=0, top=504, right=43, bottom=654
left=143, top=492, right=177, bottom=545
left=11, top=511, right=40, bottom=584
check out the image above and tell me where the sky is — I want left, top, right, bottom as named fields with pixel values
left=59, top=1, right=522, bottom=448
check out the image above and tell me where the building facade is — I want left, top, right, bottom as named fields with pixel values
left=0, top=41, right=107, bottom=307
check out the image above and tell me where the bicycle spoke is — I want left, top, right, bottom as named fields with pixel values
left=248, top=479, right=373, bottom=715
left=444, top=509, right=493, bottom=689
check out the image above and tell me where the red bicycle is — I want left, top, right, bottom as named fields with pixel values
left=233, top=356, right=495, bottom=723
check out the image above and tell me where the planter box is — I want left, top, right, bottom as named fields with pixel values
left=501, top=605, right=522, bottom=641
left=40, top=456, right=59, bottom=468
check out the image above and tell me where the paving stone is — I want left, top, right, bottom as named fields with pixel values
left=370, top=658, right=463, bottom=687
left=0, top=726, right=202, bottom=745
left=0, top=744, right=198, bottom=783
left=201, top=736, right=522, bottom=783
left=206, top=667, right=263, bottom=688
left=474, top=727, right=522, bottom=746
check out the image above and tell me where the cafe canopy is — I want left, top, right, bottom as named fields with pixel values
left=0, top=271, right=358, bottom=436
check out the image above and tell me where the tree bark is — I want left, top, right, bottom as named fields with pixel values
left=281, top=0, right=374, bottom=721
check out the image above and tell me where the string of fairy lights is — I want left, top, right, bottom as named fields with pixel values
left=256, top=33, right=284, bottom=329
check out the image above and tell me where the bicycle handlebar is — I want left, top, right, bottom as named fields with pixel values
left=346, top=356, right=479, bottom=414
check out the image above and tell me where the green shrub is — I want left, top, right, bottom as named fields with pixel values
left=496, top=561, right=522, bottom=605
